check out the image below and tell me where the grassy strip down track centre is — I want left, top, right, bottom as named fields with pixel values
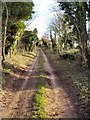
left=32, top=50, right=46, bottom=118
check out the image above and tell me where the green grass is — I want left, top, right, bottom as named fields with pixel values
left=63, top=48, right=79, bottom=54
left=32, top=50, right=46, bottom=119
left=4, top=68, right=11, bottom=74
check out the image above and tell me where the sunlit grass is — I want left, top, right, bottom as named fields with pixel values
left=3, top=51, right=37, bottom=79
left=5, top=51, right=37, bottom=67
left=63, top=48, right=79, bottom=54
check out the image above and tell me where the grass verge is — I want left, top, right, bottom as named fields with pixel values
left=4, top=51, right=37, bottom=73
left=32, top=50, right=46, bottom=119
left=2, top=51, right=37, bottom=87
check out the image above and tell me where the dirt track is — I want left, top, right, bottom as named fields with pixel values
left=43, top=50, right=78, bottom=118
left=1, top=50, right=80, bottom=118
left=2, top=52, right=39, bottom=118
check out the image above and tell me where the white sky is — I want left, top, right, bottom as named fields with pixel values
left=25, top=1, right=89, bottom=39
left=25, top=0, right=57, bottom=39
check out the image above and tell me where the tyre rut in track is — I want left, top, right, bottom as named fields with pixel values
left=3, top=52, right=39, bottom=118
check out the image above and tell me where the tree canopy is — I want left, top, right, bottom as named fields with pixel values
left=2, top=2, right=35, bottom=61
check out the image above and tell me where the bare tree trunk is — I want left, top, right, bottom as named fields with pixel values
left=75, top=20, right=87, bottom=65
left=58, top=34, right=62, bottom=54
left=10, top=48, right=12, bottom=59
left=79, top=32, right=87, bottom=66
left=2, top=2, right=8, bottom=65
left=80, top=9, right=87, bottom=65
left=54, top=30, right=57, bottom=51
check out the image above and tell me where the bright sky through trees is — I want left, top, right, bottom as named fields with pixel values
left=25, top=0, right=89, bottom=39
left=25, top=0, right=57, bottom=38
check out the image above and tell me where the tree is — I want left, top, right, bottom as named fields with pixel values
left=57, top=2, right=88, bottom=65
left=49, top=12, right=74, bottom=53
left=20, top=29, right=38, bottom=52
left=2, top=2, right=34, bottom=62
left=2, top=2, right=8, bottom=63
left=41, top=34, right=51, bottom=48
